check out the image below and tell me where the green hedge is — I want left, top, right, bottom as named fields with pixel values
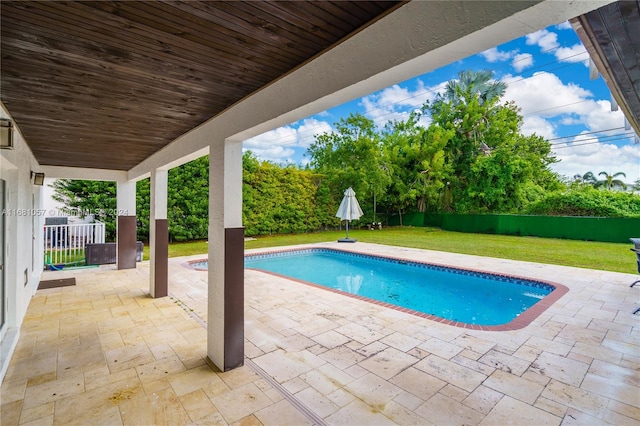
left=525, top=187, right=640, bottom=218
left=388, top=212, right=639, bottom=243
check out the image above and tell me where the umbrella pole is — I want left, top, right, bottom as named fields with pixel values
left=345, top=221, right=349, bottom=239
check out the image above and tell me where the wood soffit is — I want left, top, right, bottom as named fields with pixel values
left=574, top=1, right=640, bottom=136
left=1, top=1, right=402, bottom=171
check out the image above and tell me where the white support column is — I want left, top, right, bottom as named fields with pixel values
left=116, top=181, right=137, bottom=270
left=116, top=181, right=136, bottom=215
left=149, top=169, right=168, bottom=298
left=208, top=139, right=244, bottom=371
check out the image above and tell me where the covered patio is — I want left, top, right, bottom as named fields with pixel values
left=2, top=0, right=640, bottom=424
left=2, top=243, right=638, bottom=424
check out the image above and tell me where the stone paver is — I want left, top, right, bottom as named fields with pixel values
left=1, top=242, right=639, bottom=425
left=480, top=395, right=561, bottom=425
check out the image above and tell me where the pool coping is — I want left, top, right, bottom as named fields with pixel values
left=184, top=247, right=570, bottom=331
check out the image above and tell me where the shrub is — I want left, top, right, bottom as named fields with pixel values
left=525, top=187, right=640, bottom=218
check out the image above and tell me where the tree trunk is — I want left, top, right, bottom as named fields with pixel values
left=373, top=192, right=377, bottom=222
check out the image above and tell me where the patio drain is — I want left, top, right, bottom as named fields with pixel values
left=172, top=293, right=328, bottom=426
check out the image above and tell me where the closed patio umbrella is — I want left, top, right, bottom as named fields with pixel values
left=336, top=187, right=364, bottom=242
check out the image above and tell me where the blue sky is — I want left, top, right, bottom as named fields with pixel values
left=244, top=21, right=640, bottom=183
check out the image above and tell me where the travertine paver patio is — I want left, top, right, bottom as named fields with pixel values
left=1, top=242, right=639, bottom=425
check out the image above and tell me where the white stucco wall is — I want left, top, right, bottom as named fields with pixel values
left=0, top=107, right=45, bottom=379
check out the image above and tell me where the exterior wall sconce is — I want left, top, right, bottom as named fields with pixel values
left=0, top=118, right=13, bottom=149
left=31, top=171, right=45, bottom=186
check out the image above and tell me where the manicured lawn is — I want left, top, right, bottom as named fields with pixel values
left=145, top=227, right=636, bottom=274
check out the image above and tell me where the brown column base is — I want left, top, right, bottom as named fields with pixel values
left=153, top=219, right=168, bottom=298
left=224, top=227, right=244, bottom=371
left=117, top=216, right=137, bottom=270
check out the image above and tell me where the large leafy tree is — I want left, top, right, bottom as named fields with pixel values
left=380, top=113, right=452, bottom=222
left=306, top=70, right=560, bottom=217
left=306, top=113, right=391, bottom=221
left=425, top=71, right=560, bottom=212
left=459, top=132, right=559, bottom=212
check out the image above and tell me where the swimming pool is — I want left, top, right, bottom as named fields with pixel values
left=190, top=248, right=566, bottom=329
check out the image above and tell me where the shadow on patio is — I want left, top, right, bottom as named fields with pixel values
left=2, top=243, right=639, bottom=425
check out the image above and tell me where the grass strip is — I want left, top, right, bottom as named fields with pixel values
left=144, top=227, right=635, bottom=274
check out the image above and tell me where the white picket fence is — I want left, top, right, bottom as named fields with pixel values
left=44, top=221, right=106, bottom=266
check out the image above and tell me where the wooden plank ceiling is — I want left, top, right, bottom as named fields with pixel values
left=1, top=1, right=401, bottom=170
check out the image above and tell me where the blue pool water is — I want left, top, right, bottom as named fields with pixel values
left=196, top=249, right=554, bottom=326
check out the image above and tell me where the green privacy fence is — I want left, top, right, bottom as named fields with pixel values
left=387, top=212, right=639, bottom=243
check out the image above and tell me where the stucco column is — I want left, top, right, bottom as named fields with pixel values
left=208, top=139, right=244, bottom=371
left=116, top=180, right=136, bottom=270
left=150, top=169, right=168, bottom=298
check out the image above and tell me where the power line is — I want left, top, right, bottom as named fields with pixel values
left=522, top=99, right=591, bottom=117
left=551, top=135, right=636, bottom=150
left=546, top=126, right=625, bottom=141
left=548, top=131, right=635, bottom=147
left=499, top=51, right=588, bottom=88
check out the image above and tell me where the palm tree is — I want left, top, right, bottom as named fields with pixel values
left=595, top=171, right=627, bottom=190
left=444, top=70, right=507, bottom=106
left=575, top=171, right=597, bottom=185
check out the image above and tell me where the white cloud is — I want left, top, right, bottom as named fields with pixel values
left=359, top=80, right=443, bottom=128
left=512, top=53, right=533, bottom=72
left=417, top=114, right=433, bottom=129
left=556, top=21, right=572, bottom=30
left=242, top=143, right=296, bottom=164
left=582, top=100, right=625, bottom=132
left=551, top=133, right=640, bottom=181
left=503, top=71, right=592, bottom=117
left=243, top=118, right=334, bottom=163
left=364, top=82, right=434, bottom=110
left=244, top=126, right=296, bottom=148
left=525, top=29, right=559, bottom=51
left=555, top=43, right=588, bottom=66
left=480, top=47, right=515, bottom=62
left=504, top=71, right=625, bottom=133
left=525, top=29, right=588, bottom=68
left=501, top=71, right=637, bottom=180
left=559, top=116, right=582, bottom=126
left=521, top=115, right=557, bottom=139
left=296, top=118, right=333, bottom=148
